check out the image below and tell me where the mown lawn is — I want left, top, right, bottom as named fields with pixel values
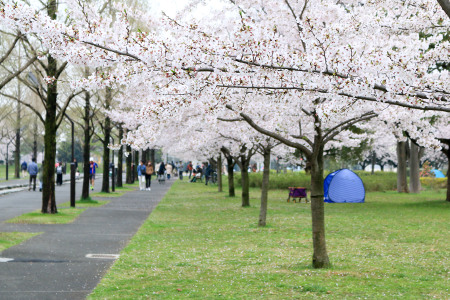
left=89, top=181, right=449, bottom=299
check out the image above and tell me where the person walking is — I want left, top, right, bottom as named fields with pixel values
left=137, top=160, right=146, bottom=191
left=21, top=160, right=27, bottom=178
left=166, top=162, right=173, bottom=180
left=145, top=161, right=154, bottom=191
left=158, top=161, right=166, bottom=182
left=89, top=158, right=98, bottom=190
left=27, top=158, right=38, bottom=191
left=187, top=161, right=193, bottom=179
left=177, top=161, right=184, bottom=180
left=56, top=162, right=63, bottom=186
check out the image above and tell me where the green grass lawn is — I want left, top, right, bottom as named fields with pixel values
left=89, top=181, right=449, bottom=299
left=0, top=232, right=41, bottom=252
left=6, top=208, right=87, bottom=224
left=0, top=164, right=21, bottom=181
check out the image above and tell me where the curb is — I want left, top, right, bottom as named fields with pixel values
left=0, top=176, right=86, bottom=192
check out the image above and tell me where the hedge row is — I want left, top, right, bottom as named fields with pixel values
left=232, top=171, right=446, bottom=192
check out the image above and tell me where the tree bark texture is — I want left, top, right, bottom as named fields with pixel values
left=241, top=162, right=250, bottom=207
left=397, top=141, right=409, bottom=193
left=81, top=90, right=91, bottom=199
left=126, top=144, right=132, bottom=184
left=371, top=151, right=376, bottom=175
left=134, top=150, right=139, bottom=180
left=101, top=88, right=112, bottom=193
left=41, top=0, right=60, bottom=214
left=309, top=146, right=330, bottom=268
left=14, top=98, right=20, bottom=179
left=217, top=154, right=223, bottom=192
left=41, top=56, right=58, bottom=213
left=117, top=126, right=123, bottom=188
left=150, top=149, right=155, bottom=166
left=440, top=139, right=450, bottom=202
left=409, top=141, right=421, bottom=193
left=226, top=156, right=235, bottom=197
left=258, top=148, right=271, bottom=227
left=32, top=117, right=38, bottom=160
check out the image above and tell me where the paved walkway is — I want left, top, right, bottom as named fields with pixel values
left=0, top=177, right=172, bottom=300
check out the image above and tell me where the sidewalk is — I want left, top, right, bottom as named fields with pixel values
left=0, top=177, right=172, bottom=300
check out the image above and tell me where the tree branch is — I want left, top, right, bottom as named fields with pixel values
left=0, top=55, right=39, bottom=90
left=0, top=33, right=21, bottom=66
left=323, top=113, right=378, bottom=144
left=226, top=104, right=312, bottom=157
left=218, top=84, right=450, bottom=113
left=0, top=92, right=45, bottom=123
left=56, top=90, right=84, bottom=128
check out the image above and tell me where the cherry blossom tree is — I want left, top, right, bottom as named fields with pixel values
left=2, top=0, right=448, bottom=268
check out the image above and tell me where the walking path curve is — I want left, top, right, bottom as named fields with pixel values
left=0, top=177, right=172, bottom=300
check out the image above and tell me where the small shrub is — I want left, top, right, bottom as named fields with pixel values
left=420, top=177, right=447, bottom=190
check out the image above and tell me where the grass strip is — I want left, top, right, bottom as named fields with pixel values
left=59, top=199, right=109, bottom=208
left=91, top=186, right=136, bottom=198
left=91, top=190, right=128, bottom=198
left=6, top=208, right=86, bottom=224
left=89, top=181, right=449, bottom=299
left=0, top=232, right=41, bottom=252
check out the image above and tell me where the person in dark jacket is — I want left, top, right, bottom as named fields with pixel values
left=21, top=161, right=28, bottom=178
left=204, top=163, right=213, bottom=185
left=158, top=162, right=166, bottom=175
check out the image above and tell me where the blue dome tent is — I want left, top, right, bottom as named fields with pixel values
left=324, top=169, right=365, bottom=203
left=431, top=169, right=445, bottom=178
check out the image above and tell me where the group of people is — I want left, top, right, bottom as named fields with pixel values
left=22, top=157, right=85, bottom=192
left=155, top=161, right=185, bottom=180
left=137, top=160, right=154, bottom=191
left=189, top=163, right=214, bottom=185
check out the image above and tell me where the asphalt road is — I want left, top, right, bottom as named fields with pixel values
left=0, top=176, right=172, bottom=299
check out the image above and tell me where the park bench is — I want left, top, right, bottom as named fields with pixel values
left=287, top=187, right=308, bottom=203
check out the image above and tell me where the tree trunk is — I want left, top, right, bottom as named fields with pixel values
left=397, top=141, right=409, bottom=193
left=117, top=126, right=123, bottom=188
left=14, top=99, right=20, bottom=179
left=371, top=151, right=376, bottom=175
left=101, top=88, right=112, bottom=193
left=309, top=148, right=330, bottom=268
left=258, top=148, right=271, bottom=227
left=226, top=156, right=235, bottom=197
left=126, top=144, right=132, bottom=184
left=440, top=140, right=450, bottom=202
left=409, top=141, right=421, bottom=193
left=32, top=117, right=38, bottom=160
left=217, top=154, right=223, bottom=192
left=42, top=56, right=58, bottom=214
left=134, top=150, right=139, bottom=180
left=240, top=158, right=250, bottom=207
left=150, top=149, right=155, bottom=166
left=81, top=89, right=91, bottom=200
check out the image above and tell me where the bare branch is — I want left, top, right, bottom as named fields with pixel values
left=226, top=104, right=312, bottom=157
left=0, top=92, right=45, bottom=123
left=0, top=55, right=39, bottom=90
left=0, top=33, right=21, bottom=66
